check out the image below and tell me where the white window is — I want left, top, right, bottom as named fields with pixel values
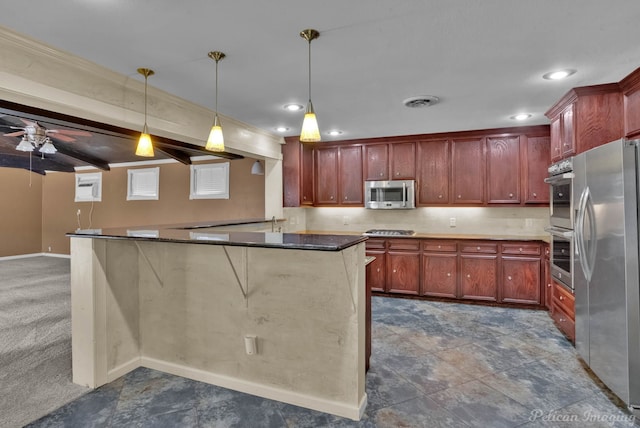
left=190, top=162, right=229, bottom=199
left=127, top=167, right=160, bottom=201
left=75, top=172, right=102, bottom=202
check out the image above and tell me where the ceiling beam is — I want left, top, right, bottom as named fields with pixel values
left=0, top=153, right=75, bottom=174
left=51, top=143, right=111, bottom=171
left=155, top=146, right=192, bottom=165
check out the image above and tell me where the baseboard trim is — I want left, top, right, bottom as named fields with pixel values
left=107, top=357, right=140, bottom=383
left=0, top=252, right=70, bottom=260
left=140, top=356, right=366, bottom=421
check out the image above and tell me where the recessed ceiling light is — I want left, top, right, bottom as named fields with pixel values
left=403, top=95, right=440, bottom=108
left=327, top=130, right=343, bottom=136
left=275, top=126, right=290, bottom=132
left=542, top=69, right=576, bottom=80
left=284, top=104, right=304, bottom=112
left=511, top=113, right=532, bottom=121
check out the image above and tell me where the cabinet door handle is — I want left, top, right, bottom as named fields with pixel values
left=447, top=273, right=451, bottom=277
left=560, top=317, right=565, bottom=322
left=533, top=192, right=537, bottom=197
left=379, top=172, right=384, bottom=176
left=467, top=274, right=471, bottom=278
left=303, top=196, right=307, bottom=200
left=376, top=268, right=380, bottom=272
left=560, top=295, right=564, bottom=300
left=438, top=245, right=441, bottom=249
left=438, top=194, right=443, bottom=199
left=519, top=248, right=523, bottom=252
left=457, top=195, right=462, bottom=199
left=548, top=283, right=552, bottom=287
left=395, top=172, right=400, bottom=176
left=393, top=269, right=397, bottom=273
left=344, top=196, right=348, bottom=200
left=476, top=246, right=481, bottom=251
left=509, top=193, right=514, bottom=198
left=508, top=276, right=512, bottom=280
left=330, top=195, right=334, bottom=200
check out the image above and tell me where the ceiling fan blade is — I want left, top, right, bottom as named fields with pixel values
left=49, top=129, right=92, bottom=137
left=48, top=133, right=75, bottom=143
left=4, top=131, right=25, bottom=137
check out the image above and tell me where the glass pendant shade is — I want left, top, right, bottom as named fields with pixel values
left=300, top=101, right=321, bottom=143
left=16, top=136, right=34, bottom=152
left=39, top=139, right=57, bottom=154
left=136, top=68, right=155, bottom=157
left=251, top=159, right=264, bottom=175
left=205, top=114, right=224, bottom=152
left=136, top=123, right=154, bottom=157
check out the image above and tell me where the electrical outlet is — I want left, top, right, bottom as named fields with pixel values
left=48, top=246, right=52, bottom=252
left=343, top=216, right=349, bottom=225
left=77, top=209, right=81, bottom=216
left=449, top=217, right=456, bottom=227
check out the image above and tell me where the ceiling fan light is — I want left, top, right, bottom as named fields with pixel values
left=39, top=139, right=57, bottom=154
left=16, top=136, right=34, bottom=152
left=136, top=130, right=154, bottom=157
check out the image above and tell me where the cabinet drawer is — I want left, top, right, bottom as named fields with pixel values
left=388, top=239, right=420, bottom=251
left=501, top=243, right=541, bottom=256
left=551, top=302, right=575, bottom=342
left=365, top=238, right=386, bottom=251
left=423, top=240, right=457, bottom=252
left=460, top=242, right=498, bottom=254
left=553, top=282, right=575, bottom=317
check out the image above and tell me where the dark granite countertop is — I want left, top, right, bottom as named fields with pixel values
left=67, top=220, right=367, bottom=251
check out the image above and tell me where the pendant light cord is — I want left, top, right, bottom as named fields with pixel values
left=143, top=75, right=148, bottom=128
left=308, top=39, right=312, bottom=103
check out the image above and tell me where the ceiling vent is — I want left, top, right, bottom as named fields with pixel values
left=403, top=95, right=440, bottom=108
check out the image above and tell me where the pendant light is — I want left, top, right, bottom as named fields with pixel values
left=299, top=29, right=321, bottom=143
left=206, top=51, right=226, bottom=152
left=136, top=68, right=155, bottom=157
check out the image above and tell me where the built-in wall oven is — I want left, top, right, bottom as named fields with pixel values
left=545, top=157, right=575, bottom=290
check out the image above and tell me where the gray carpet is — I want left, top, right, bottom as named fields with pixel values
left=0, top=256, right=88, bottom=428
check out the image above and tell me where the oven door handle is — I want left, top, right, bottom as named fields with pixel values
left=544, top=227, right=574, bottom=238
left=544, top=172, right=575, bottom=184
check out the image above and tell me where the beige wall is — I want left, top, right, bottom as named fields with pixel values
left=4, top=157, right=264, bottom=256
left=0, top=168, right=43, bottom=257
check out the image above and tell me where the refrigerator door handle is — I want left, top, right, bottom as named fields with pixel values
left=584, top=189, right=597, bottom=280
left=576, top=186, right=595, bottom=282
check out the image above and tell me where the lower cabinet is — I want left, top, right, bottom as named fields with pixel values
left=387, top=239, right=420, bottom=295
left=550, top=280, right=575, bottom=342
left=366, top=237, right=546, bottom=306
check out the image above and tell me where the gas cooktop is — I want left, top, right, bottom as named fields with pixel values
left=363, top=229, right=416, bottom=236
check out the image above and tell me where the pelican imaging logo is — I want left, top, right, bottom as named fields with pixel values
left=529, top=409, right=637, bottom=426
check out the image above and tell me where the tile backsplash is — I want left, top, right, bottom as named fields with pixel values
left=284, top=206, right=549, bottom=237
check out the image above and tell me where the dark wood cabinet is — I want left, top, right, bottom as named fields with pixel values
left=546, top=83, right=624, bottom=160
left=543, top=244, right=552, bottom=310
left=416, top=140, right=450, bottom=205
left=315, top=147, right=339, bottom=205
left=422, top=240, right=457, bottom=298
left=366, top=238, right=387, bottom=293
left=301, top=143, right=314, bottom=205
left=620, top=67, right=640, bottom=138
left=315, top=146, right=362, bottom=206
left=452, top=138, right=484, bottom=204
left=389, top=142, right=416, bottom=179
left=551, top=281, right=575, bottom=342
left=524, top=136, right=550, bottom=204
left=501, top=257, right=541, bottom=305
left=364, top=144, right=389, bottom=180
left=460, top=255, right=497, bottom=302
left=386, top=239, right=420, bottom=295
left=486, top=136, right=520, bottom=204
left=338, top=145, right=363, bottom=204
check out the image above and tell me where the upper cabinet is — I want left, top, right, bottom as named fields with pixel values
left=546, top=83, right=623, bottom=161
left=364, top=142, right=415, bottom=180
left=486, top=136, right=520, bottom=204
left=389, top=142, right=416, bottom=179
left=620, top=66, right=640, bottom=139
left=452, top=138, right=485, bottom=204
left=364, top=144, right=389, bottom=180
left=283, top=126, right=550, bottom=208
left=314, top=145, right=363, bottom=206
left=416, top=140, right=450, bottom=205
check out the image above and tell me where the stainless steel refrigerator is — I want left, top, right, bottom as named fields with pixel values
left=573, top=138, right=640, bottom=415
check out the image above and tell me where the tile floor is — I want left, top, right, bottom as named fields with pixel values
left=28, top=297, right=639, bottom=427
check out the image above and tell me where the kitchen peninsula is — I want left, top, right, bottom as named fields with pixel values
left=67, top=221, right=368, bottom=420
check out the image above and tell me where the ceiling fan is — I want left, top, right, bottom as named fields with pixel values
left=3, top=119, right=92, bottom=153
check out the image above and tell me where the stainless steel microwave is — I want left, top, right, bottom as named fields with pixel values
left=364, top=180, right=416, bottom=209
